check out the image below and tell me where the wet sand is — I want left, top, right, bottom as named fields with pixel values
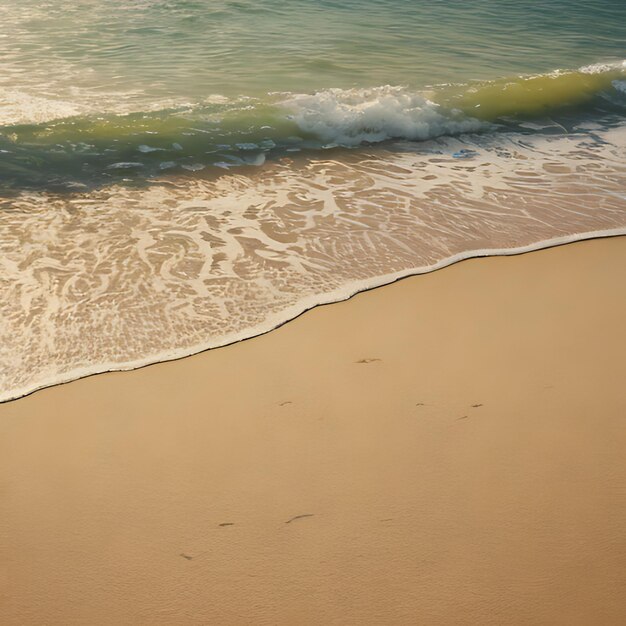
left=1, top=236, right=626, bottom=625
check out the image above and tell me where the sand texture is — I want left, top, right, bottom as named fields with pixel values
left=1, top=236, right=626, bottom=625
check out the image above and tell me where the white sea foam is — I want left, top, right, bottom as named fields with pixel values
left=0, top=88, right=222, bottom=126
left=613, top=80, right=626, bottom=94
left=580, top=60, right=626, bottom=74
left=0, top=90, right=89, bottom=126
left=284, top=86, right=485, bottom=146
left=1, top=124, right=625, bottom=403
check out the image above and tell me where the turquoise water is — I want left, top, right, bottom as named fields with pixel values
left=1, top=0, right=625, bottom=190
left=1, top=1, right=626, bottom=402
left=2, top=0, right=625, bottom=97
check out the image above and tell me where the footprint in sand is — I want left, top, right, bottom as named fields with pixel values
left=285, top=514, right=315, bottom=524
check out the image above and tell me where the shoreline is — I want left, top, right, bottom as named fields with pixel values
left=2, top=235, right=626, bottom=624
left=3, top=228, right=626, bottom=405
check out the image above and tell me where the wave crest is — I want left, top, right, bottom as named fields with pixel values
left=284, top=86, right=485, bottom=146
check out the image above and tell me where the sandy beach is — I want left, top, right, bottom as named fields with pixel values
left=1, top=235, right=625, bottom=625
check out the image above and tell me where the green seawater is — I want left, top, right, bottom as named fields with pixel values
left=0, top=0, right=625, bottom=190
left=2, top=0, right=625, bottom=97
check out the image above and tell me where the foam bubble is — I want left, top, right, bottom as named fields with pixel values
left=0, top=90, right=87, bottom=125
left=284, top=86, right=485, bottom=146
left=580, top=60, right=626, bottom=74
left=1, top=123, right=625, bottom=403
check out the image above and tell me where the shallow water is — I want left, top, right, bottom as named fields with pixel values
left=1, top=1, right=625, bottom=401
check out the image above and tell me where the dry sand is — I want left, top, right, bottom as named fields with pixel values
left=1, top=236, right=625, bottom=625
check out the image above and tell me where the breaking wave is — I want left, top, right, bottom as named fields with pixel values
left=1, top=62, right=624, bottom=192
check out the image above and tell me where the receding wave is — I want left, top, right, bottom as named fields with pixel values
left=1, top=119, right=625, bottom=402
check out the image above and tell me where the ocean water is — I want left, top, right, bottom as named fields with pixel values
left=1, top=0, right=625, bottom=401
